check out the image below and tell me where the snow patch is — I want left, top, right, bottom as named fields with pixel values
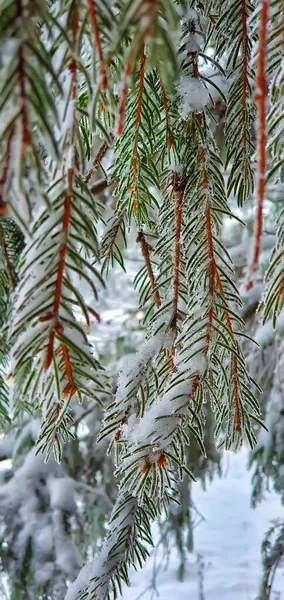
left=177, top=76, right=209, bottom=117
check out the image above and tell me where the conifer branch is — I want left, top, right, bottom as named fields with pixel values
left=197, top=115, right=242, bottom=433
left=101, top=211, right=126, bottom=273
left=159, top=73, right=172, bottom=149
left=128, top=48, right=146, bottom=213
left=2, top=2, right=280, bottom=597
left=260, top=208, right=284, bottom=327
left=215, top=0, right=255, bottom=206
left=8, top=4, right=107, bottom=460
left=172, top=174, right=184, bottom=318
left=66, top=491, right=159, bottom=600
left=246, top=0, right=269, bottom=290
left=136, top=231, right=161, bottom=308
left=88, top=0, right=108, bottom=91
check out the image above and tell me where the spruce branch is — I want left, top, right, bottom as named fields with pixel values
left=215, top=0, right=255, bottom=206
left=260, top=208, right=284, bottom=327
left=1, top=1, right=282, bottom=597
left=87, top=0, right=108, bottom=91
left=246, top=0, right=269, bottom=290
left=136, top=230, right=161, bottom=308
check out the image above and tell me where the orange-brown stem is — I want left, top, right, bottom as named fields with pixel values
left=114, top=407, right=131, bottom=442
left=45, top=11, right=79, bottom=372
left=85, top=143, right=111, bottom=184
left=94, top=138, right=112, bottom=167
left=137, top=231, right=161, bottom=307
left=116, top=0, right=156, bottom=137
left=60, top=343, right=77, bottom=397
left=88, top=0, right=108, bottom=90
left=190, top=373, right=201, bottom=399
left=90, top=178, right=109, bottom=195
left=45, top=173, right=72, bottom=371
left=199, top=138, right=214, bottom=357
left=104, top=211, right=125, bottom=265
left=246, top=0, right=269, bottom=290
left=135, top=50, right=146, bottom=127
left=85, top=139, right=111, bottom=183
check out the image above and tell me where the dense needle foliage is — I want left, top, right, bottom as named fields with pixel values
left=0, top=1, right=283, bottom=599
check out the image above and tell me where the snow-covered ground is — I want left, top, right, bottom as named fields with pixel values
left=122, top=450, right=284, bottom=600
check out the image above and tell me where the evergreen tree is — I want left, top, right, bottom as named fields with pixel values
left=0, top=1, right=283, bottom=599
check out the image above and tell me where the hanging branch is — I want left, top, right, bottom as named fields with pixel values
left=87, top=0, right=108, bottom=90
left=259, top=1, right=284, bottom=325
left=44, top=168, right=74, bottom=373
left=128, top=48, right=146, bottom=213
left=44, top=9, right=79, bottom=385
left=0, top=0, right=64, bottom=222
left=172, top=174, right=184, bottom=317
left=241, top=0, right=249, bottom=151
left=9, top=5, right=107, bottom=461
left=199, top=119, right=241, bottom=433
left=116, top=2, right=156, bottom=136
left=246, top=0, right=269, bottom=290
left=136, top=231, right=161, bottom=308
left=215, top=0, right=254, bottom=206
left=2, top=0, right=278, bottom=597
left=116, top=0, right=178, bottom=137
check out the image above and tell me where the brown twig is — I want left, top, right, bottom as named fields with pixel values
left=137, top=231, right=161, bottom=308
left=87, top=0, right=108, bottom=90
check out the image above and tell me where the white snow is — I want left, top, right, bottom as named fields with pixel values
left=180, top=32, right=203, bottom=55
left=177, top=76, right=209, bottom=118
left=128, top=377, right=192, bottom=448
left=115, top=331, right=165, bottom=407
